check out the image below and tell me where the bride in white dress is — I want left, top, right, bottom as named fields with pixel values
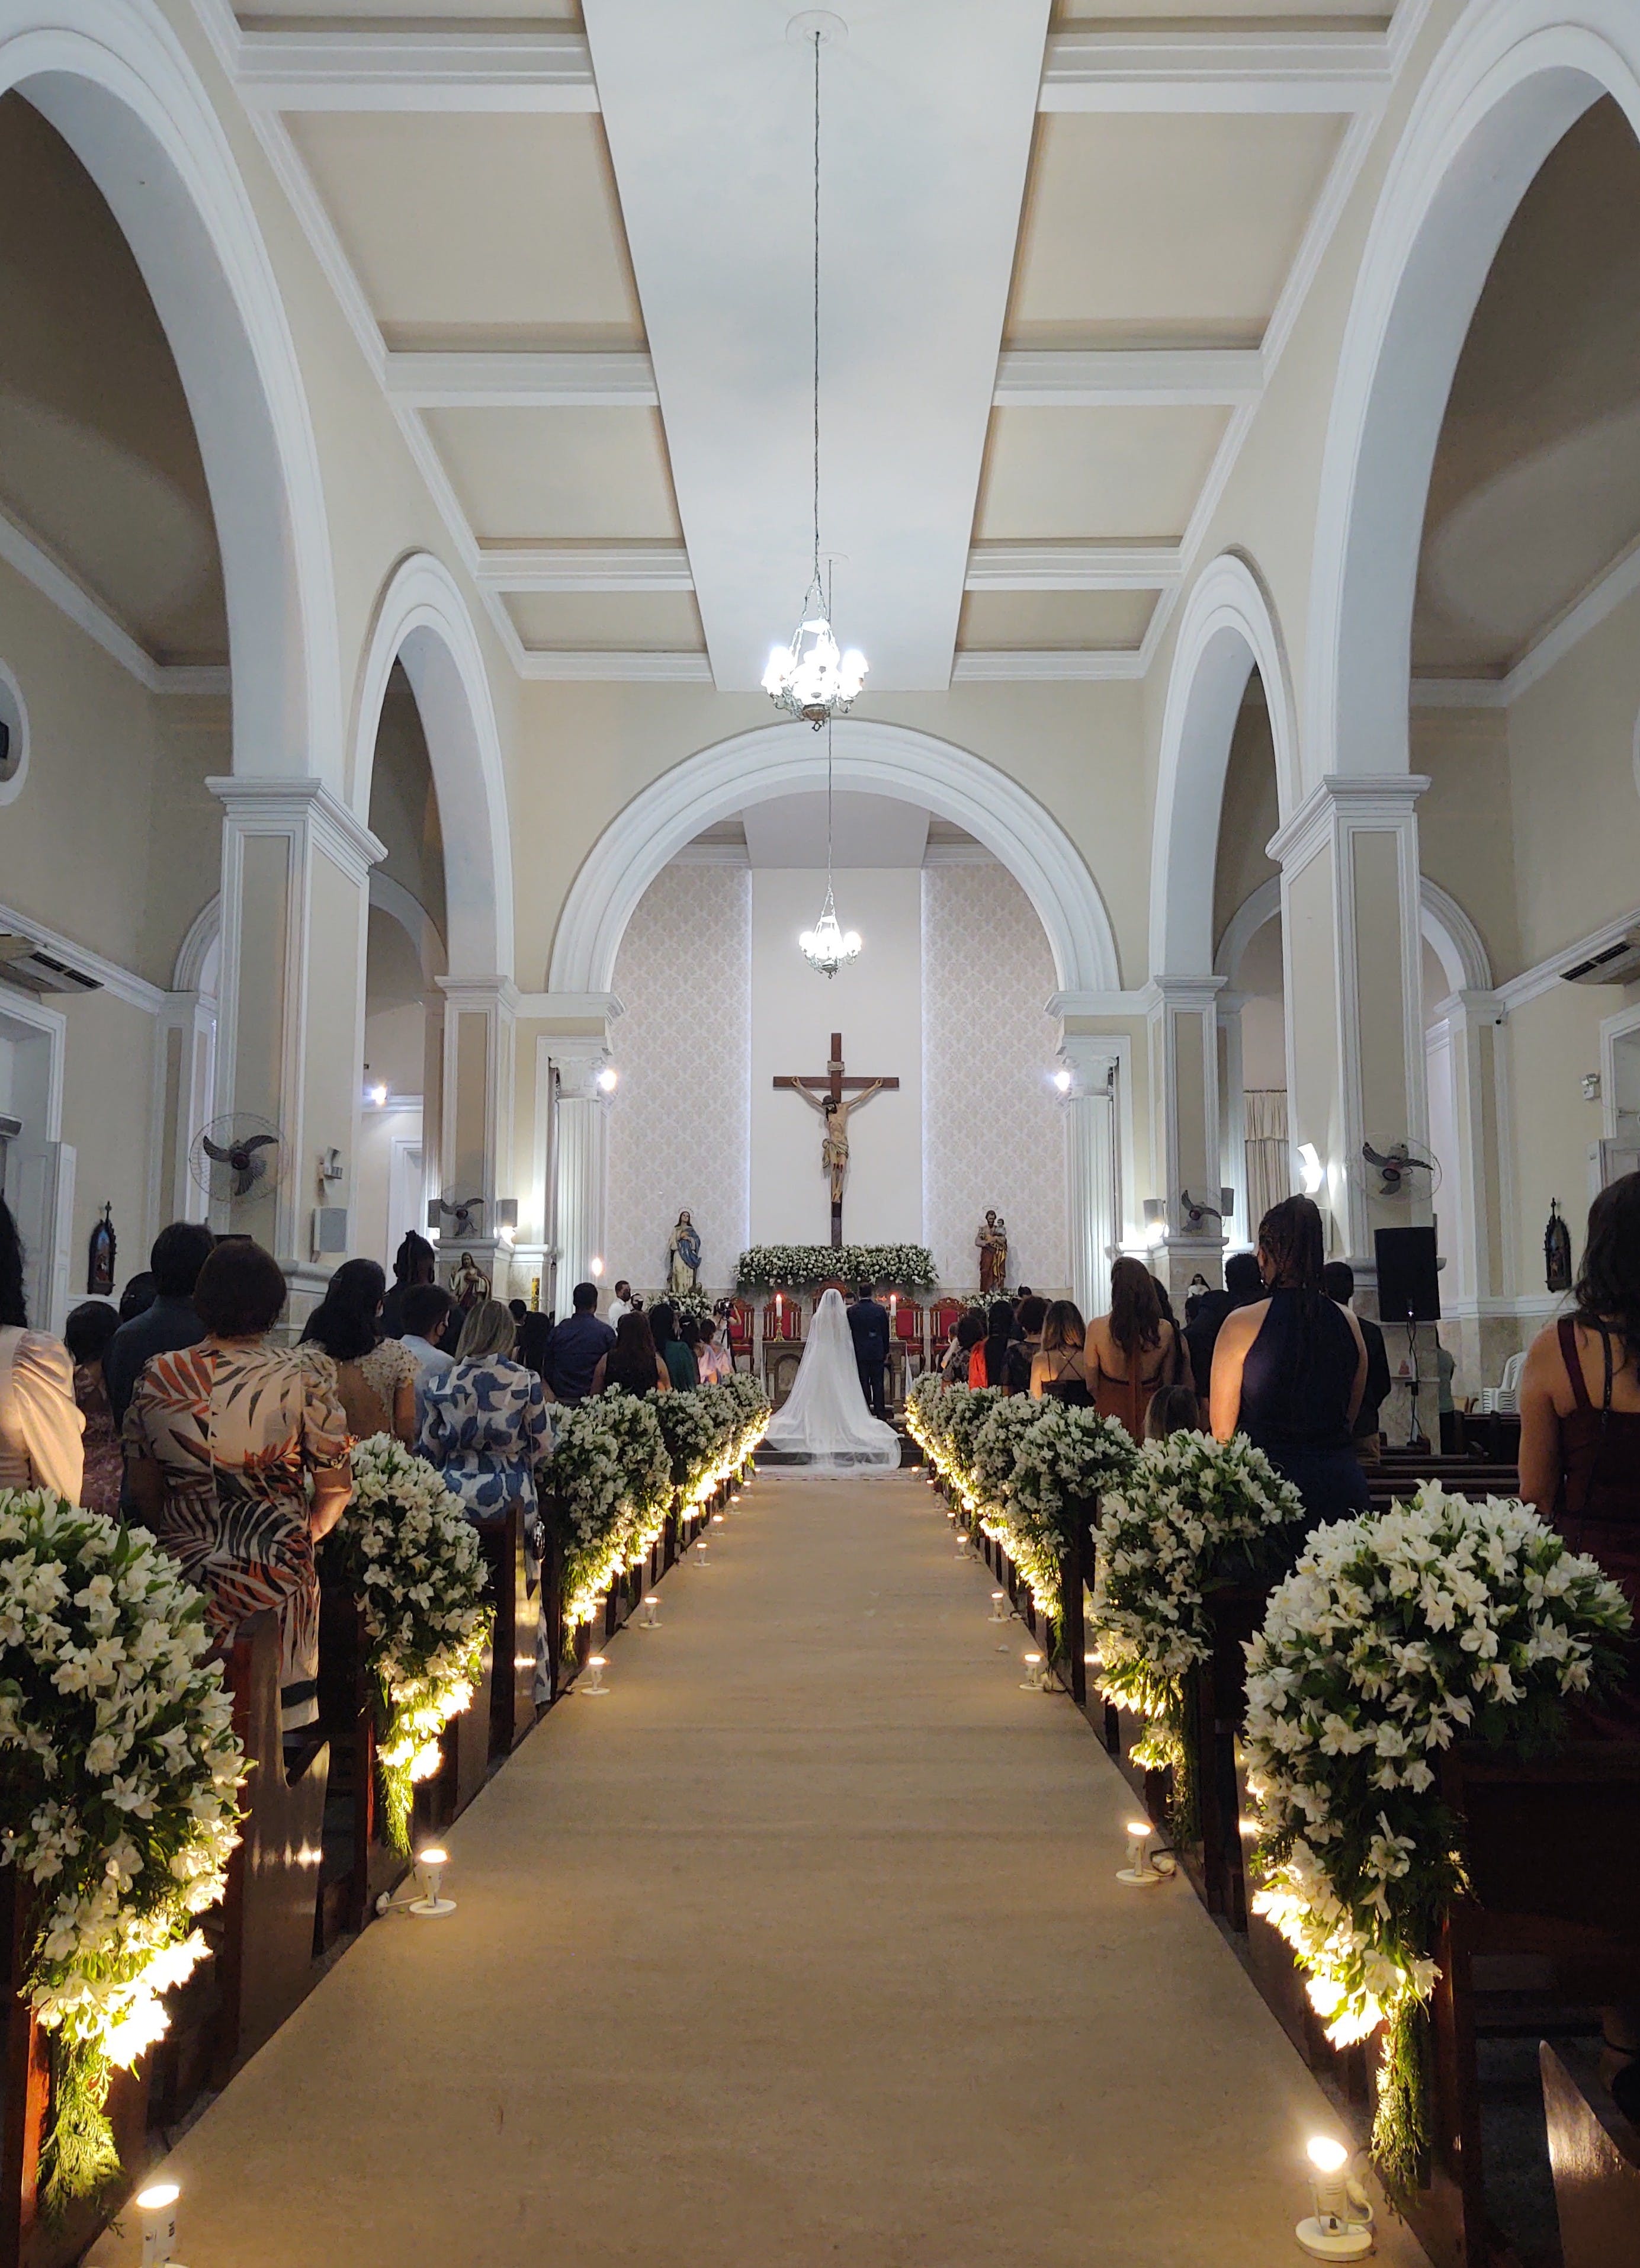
left=760, top=1288, right=900, bottom=1474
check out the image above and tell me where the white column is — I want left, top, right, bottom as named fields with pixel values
left=550, top=1041, right=613, bottom=1301
left=1147, top=973, right=1227, bottom=1292
left=208, top=777, right=383, bottom=1304
left=1059, top=1034, right=1122, bottom=1319
left=149, top=990, right=216, bottom=1233
left=1217, top=991, right=1247, bottom=1248
left=434, top=975, right=519, bottom=1295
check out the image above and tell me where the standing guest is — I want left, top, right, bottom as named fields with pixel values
left=1322, top=1262, right=1392, bottom=1465
left=942, top=1308, right=987, bottom=1384
left=65, top=1300, right=121, bottom=1515
left=592, top=1311, right=670, bottom=1396
left=608, top=1279, right=635, bottom=1327
left=123, top=1239, right=351, bottom=1743
left=515, top=1311, right=554, bottom=1381
left=694, top=1315, right=732, bottom=1385
left=1003, top=1295, right=1048, bottom=1396
left=1144, top=1383, right=1203, bottom=1440
left=508, top=1298, right=529, bottom=1324
left=300, top=1257, right=418, bottom=1445
left=418, top=1300, right=552, bottom=1526
left=0, top=1198, right=84, bottom=1502
left=1086, top=1259, right=1185, bottom=1438
left=1211, top=1195, right=1369, bottom=1519
left=650, top=1301, right=699, bottom=1393
left=118, top=1272, right=157, bottom=1324
left=380, top=1231, right=437, bottom=1340
left=848, top=1285, right=891, bottom=1416
left=1185, top=1252, right=1263, bottom=1402
left=104, top=1221, right=216, bottom=1429
left=1030, top=1301, right=1094, bottom=1404
left=544, top=1280, right=617, bottom=1406
left=399, top=1282, right=458, bottom=1382
left=966, top=1300, right=1018, bottom=1393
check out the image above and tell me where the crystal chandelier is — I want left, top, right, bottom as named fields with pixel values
left=799, top=718, right=861, bottom=977
left=762, top=20, right=867, bottom=730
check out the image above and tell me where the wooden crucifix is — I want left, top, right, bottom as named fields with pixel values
left=773, top=1031, right=899, bottom=1247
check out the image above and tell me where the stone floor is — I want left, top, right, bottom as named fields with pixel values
left=120, top=1472, right=1430, bottom=2267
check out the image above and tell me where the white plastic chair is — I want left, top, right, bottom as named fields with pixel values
left=1501, top=1350, right=1527, bottom=1395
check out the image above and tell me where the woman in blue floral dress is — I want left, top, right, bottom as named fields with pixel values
left=418, top=1298, right=553, bottom=1528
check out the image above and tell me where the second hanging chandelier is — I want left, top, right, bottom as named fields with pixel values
left=762, top=14, right=868, bottom=730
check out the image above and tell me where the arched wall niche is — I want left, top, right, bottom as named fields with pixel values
left=348, top=553, right=514, bottom=982
left=547, top=718, right=1122, bottom=1000
left=0, top=4, right=341, bottom=784
left=1149, top=551, right=1299, bottom=979
left=1308, top=3, right=1640, bottom=784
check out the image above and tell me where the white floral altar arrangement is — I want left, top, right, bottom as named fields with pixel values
left=734, top=1243, right=938, bottom=1292
left=0, top=1489, right=244, bottom=2214
left=1244, top=1481, right=1632, bottom=2198
left=1002, top=1404, right=1138, bottom=1622
left=328, top=1438, right=492, bottom=1855
left=541, top=1393, right=673, bottom=1631
left=1092, top=1431, right=1304, bottom=1800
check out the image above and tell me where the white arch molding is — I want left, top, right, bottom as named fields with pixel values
left=349, top=553, right=515, bottom=980
left=1308, top=2, right=1640, bottom=785
left=547, top=719, right=1122, bottom=997
left=1150, top=551, right=1299, bottom=977
left=1214, top=873, right=1494, bottom=997
left=0, top=2, right=341, bottom=784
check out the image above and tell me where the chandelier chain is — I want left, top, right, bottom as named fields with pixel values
left=812, top=28, right=822, bottom=591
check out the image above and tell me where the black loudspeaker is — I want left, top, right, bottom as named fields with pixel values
left=1374, top=1225, right=1440, bottom=1323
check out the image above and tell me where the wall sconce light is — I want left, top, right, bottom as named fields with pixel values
left=1295, top=2136, right=1375, bottom=2260
left=597, top=1064, right=618, bottom=1094
left=1297, top=1142, right=1325, bottom=1197
left=590, top=1255, right=605, bottom=1278
left=137, top=2181, right=181, bottom=2265
left=1052, top=1066, right=1073, bottom=1095
left=1144, top=1198, right=1169, bottom=1248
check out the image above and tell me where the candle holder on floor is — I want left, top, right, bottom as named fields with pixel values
left=1116, top=1820, right=1162, bottom=1886
left=1019, top=1651, right=1044, bottom=1692
left=582, top=1654, right=609, bottom=1696
left=1295, top=2138, right=1375, bottom=2260
left=640, top=1595, right=660, bottom=1628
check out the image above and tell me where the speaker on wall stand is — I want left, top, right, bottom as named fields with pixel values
left=1373, top=1226, right=1440, bottom=1449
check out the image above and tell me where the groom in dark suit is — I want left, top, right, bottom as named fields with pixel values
left=848, top=1284, right=891, bottom=1419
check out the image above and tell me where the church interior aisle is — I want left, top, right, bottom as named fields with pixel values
left=134, top=1477, right=1429, bottom=2267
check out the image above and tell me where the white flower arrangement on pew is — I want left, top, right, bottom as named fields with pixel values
left=651, top=1385, right=724, bottom=1507
left=326, top=1438, right=492, bottom=1857
left=0, top=1490, right=244, bottom=2216
left=966, top=1393, right=1055, bottom=1594
left=904, top=1374, right=951, bottom=1478
left=1244, top=1481, right=1632, bottom=2201
left=1002, top=1404, right=1137, bottom=1623
left=704, top=1375, right=772, bottom=1473
left=541, top=1393, right=673, bottom=1632
left=940, top=1385, right=1003, bottom=1512
left=1092, top=1431, right=1304, bottom=1810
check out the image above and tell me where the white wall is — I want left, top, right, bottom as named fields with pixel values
left=749, top=868, right=922, bottom=1249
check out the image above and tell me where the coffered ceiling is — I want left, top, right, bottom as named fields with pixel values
left=207, top=0, right=1410, bottom=687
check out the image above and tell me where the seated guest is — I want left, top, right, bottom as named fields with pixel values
left=515, top=1310, right=554, bottom=1381
left=419, top=1299, right=552, bottom=1526
left=508, top=1298, right=529, bottom=1324
left=118, top=1271, right=157, bottom=1324
left=380, top=1230, right=436, bottom=1340
left=400, top=1282, right=458, bottom=1381
left=1003, top=1295, right=1048, bottom=1396
left=1030, top=1302, right=1093, bottom=1404
left=942, top=1308, right=987, bottom=1384
left=693, top=1314, right=731, bottom=1384
left=65, top=1299, right=121, bottom=1515
left=1322, top=1262, right=1391, bottom=1465
left=544, top=1279, right=616, bottom=1406
left=0, top=1198, right=84, bottom=1503
left=966, top=1300, right=1018, bottom=1391
left=1211, top=1195, right=1369, bottom=1519
left=650, top=1301, right=698, bottom=1392
left=1144, top=1382, right=1202, bottom=1441
left=104, top=1220, right=216, bottom=1429
left=300, top=1257, right=418, bottom=1445
left=593, top=1310, right=670, bottom=1396
left=1184, top=1252, right=1263, bottom=1401
left=123, top=1239, right=351, bottom=1742
left=1086, top=1259, right=1185, bottom=1438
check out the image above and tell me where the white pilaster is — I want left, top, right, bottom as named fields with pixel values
left=1058, top=1034, right=1123, bottom=1319
left=1217, top=990, right=1247, bottom=1248
left=551, top=1041, right=612, bottom=1301
left=434, top=976, right=519, bottom=1293
left=1147, top=973, right=1227, bottom=1289
left=149, top=992, right=217, bottom=1234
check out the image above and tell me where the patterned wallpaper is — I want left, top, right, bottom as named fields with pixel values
left=922, top=862, right=1068, bottom=1291
left=606, top=862, right=750, bottom=1291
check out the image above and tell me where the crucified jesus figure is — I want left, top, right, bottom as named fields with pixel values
left=789, top=1081, right=887, bottom=1208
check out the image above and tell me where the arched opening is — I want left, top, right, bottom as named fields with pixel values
left=1211, top=683, right=1288, bottom=1252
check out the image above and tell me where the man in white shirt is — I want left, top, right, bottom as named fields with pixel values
left=608, top=1279, right=634, bottom=1327
left=400, top=1284, right=457, bottom=1380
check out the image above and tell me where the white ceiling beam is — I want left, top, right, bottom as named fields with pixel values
left=476, top=544, right=694, bottom=594
left=1039, top=27, right=1391, bottom=114
left=965, top=542, right=1180, bottom=592
left=993, top=347, right=1263, bottom=409
left=511, top=650, right=713, bottom=683
left=385, top=351, right=658, bottom=409
left=950, top=649, right=1146, bottom=682
left=234, top=28, right=599, bottom=113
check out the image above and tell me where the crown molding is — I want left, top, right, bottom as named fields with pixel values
left=475, top=544, right=694, bottom=595
left=234, top=26, right=599, bottom=113
left=993, top=347, right=1262, bottom=409
left=949, top=647, right=1146, bottom=682
left=384, top=351, right=657, bottom=409
left=1039, top=25, right=1392, bottom=113
left=964, top=541, right=1180, bottom=592
left=510, top=649, right=714, bottom=683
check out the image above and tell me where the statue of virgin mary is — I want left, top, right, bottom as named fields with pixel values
left=666, top=1210, right=702, bottom=1294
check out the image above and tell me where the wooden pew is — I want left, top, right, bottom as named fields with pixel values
left=477, top=1502, right=535, bottom=1753
left=1539, top=2039, right=1640, bottom=2268
left=213, top=1608, right=329, bottom=2075
left=1185, top=1582, right=1273, bottom=1929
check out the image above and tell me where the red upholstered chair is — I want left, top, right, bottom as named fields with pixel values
left=932, top=1298, right=965, bottom=1346
left=893, top=1300, right=924, bottom=1344
left=726, top=1300, right=753, bottom=1372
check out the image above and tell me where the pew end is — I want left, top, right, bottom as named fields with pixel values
left=1540, top=2039, right=1640, bottom=2268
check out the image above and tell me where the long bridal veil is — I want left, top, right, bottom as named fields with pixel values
left=760, top=1288, right=901, bottom=1474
